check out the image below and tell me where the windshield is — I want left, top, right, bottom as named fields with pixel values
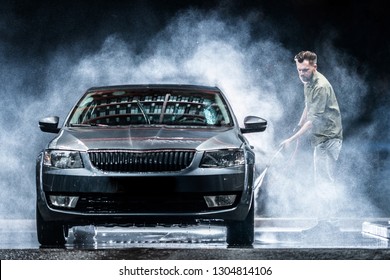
left=67, top=89, right=233, bottom=127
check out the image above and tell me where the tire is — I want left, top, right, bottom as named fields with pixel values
left=36, top=206, right=68, bottom=246
left=225, top=199, right=254, bottom=246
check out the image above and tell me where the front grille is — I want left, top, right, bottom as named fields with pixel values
left=88, top=150, right=195, bottom=172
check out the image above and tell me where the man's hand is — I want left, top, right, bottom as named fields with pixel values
left=281, top=121, right=311, bottom=150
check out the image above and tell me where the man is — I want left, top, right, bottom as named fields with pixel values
left=280, top=51, right=343, bottom=188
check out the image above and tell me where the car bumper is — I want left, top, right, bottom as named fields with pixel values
left=37, top=161, right=254, bottom=226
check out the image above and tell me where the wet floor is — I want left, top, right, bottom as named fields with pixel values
left=0, top=218, right=389, bottom=253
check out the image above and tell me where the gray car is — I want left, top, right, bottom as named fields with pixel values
left=36, top=84, right=267, bottom=246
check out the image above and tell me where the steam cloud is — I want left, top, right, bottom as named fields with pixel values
left=0, top=7, right=387, bottom=220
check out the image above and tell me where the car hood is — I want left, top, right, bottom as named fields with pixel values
left=47, top=126, right=244, bottom=151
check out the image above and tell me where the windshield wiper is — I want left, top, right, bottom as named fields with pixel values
left=135, top=100, right=151, bottom=125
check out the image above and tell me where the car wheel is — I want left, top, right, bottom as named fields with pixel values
left=225, top=199, right=254, bottom=246
left=36, top=206, right=68, bottom=246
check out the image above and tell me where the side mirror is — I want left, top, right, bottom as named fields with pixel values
left=39, top=116, right=60, bottom=133
left=240, top=116, right=267, bottom=133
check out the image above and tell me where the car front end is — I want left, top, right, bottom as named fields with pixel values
left=35, top=84, right=267, bottom=246
left=36, top=126, right=255, bottom=226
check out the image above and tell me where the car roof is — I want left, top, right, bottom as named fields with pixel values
left=86, top=84, right=221, bottom=92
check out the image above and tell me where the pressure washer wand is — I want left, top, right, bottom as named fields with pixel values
left=254, top=145, right=284, bottom=190
left=267, top=145, right=284, bottom=167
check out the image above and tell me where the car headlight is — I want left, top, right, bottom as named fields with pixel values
left=43, top=150, right=84, bottom=169
left=200, top=149, right=245, bottom=168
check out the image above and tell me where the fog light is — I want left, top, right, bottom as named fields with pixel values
left=204, top=195, right=236, bottom=208
left=49, top=195, right=79, bottom=208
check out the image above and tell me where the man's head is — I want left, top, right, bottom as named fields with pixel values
left=294, top=51, right=317, bottom=83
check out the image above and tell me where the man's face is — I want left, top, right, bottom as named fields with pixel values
left=296, top=59, right=316, bottom=83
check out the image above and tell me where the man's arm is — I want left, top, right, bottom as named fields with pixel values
left=280, top=105, right=312, bottom=148
left=297, top=106, right=308, bottom=128
left=284, top=120, right=312, bottom=144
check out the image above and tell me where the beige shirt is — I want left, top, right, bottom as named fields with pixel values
left=304, top=71, right=343, bottom=146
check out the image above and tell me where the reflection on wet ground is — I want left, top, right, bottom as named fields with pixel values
left=0, top=218, right=389, bottom=250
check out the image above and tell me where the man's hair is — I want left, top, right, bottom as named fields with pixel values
left=294, top=51, right=317, bottom=65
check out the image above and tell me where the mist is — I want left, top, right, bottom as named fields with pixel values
left=0, top=6, right=387, bottom=220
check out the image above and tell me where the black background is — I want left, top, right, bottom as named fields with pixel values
left=2, top=0, right=389, bottom=117
left=3, top=0, right=389, bottom=71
